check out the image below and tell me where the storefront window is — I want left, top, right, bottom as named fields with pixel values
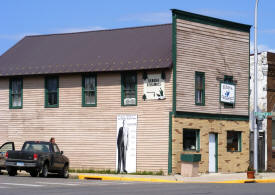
left=272, top=121, right=275, bottom=158
left=227, top=131, right=241, bottom=152
left=183, top=129, right=200, bottom=151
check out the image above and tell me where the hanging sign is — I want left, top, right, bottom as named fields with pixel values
left=144, top=74, right=165, bottom=100
left=220, top=83, right=235, bottom=104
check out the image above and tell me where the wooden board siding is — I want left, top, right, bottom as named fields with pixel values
left=176, top=19, right=249, bottom=115
left=0, top=70, right=172, bottom=173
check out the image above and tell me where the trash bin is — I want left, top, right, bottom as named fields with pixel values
left=180, top=154, right=201, bottom=177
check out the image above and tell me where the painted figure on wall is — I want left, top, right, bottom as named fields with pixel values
left=117, top=120, right=129, bottom=173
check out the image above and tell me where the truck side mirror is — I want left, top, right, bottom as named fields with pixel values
left=61, top=151, right=64, bottom=155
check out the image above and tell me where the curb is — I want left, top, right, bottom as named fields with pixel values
left=78, top=175, right=275, bottom=184
left=78, top=175, right=180, bottom=183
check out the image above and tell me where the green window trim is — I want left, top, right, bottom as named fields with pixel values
left=183, top=129, right=200, bottom=152
left=223, top=75, right=235, bottom=108
left=195, top=71, right=205, bottom=106
left=45, top=76, right=59, bottom=108
left=82, top=74, right=97, bottom=107
left=9, top=78, right=23, bottom=109
left=121, top=72, right=137, bottom=106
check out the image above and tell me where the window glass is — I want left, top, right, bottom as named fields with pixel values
left=83, top=75, right=96, bottom=106
left=10, top=78, right=22, bottom=108
left=272, top=120, right=275, bottom=158
left=122, top=72, right=137, bottom=106
left=23, top=143, right=50, bottom=152
left=224, top=75, right=234, bottom=108
left=195, top=72, right=205, bottom=105
left=183, top=129, right=200, bottom=151
left=53, top=144, right=60, bottom=153
left=45, top=77, right=58, bottom=107
left=0, top=143, right=13, bottom=153
left=227, top=131, right=241, bottom=152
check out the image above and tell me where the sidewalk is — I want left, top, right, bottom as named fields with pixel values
left=75, top=172, right=275, bottom=183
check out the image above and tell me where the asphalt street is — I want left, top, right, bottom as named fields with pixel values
left=0, top=174, right=275, bottom=195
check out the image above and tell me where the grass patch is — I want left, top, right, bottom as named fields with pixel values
left=69, top=169, right=164, bottom=176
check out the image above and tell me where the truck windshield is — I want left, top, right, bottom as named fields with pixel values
left=22, top=143, right=50, bottom=152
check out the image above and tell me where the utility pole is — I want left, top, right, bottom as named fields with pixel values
left=253, top=0, right=259, bottom=173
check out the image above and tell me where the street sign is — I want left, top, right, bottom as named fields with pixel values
left=254, top=112, right=272, bottom=120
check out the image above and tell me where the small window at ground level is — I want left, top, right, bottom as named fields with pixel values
left=227, top=131, right=241, bottom=152
left=9, top=78, right=23, bottom=109
left=183, top=129, right=200, bottom=151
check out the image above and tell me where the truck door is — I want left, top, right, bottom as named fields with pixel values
left=52, top=144, right=63, bottom=169
left=0, top=142, right=15, bottom=168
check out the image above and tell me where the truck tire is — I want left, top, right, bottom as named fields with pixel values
left=30, top=170, right=39, bottom=177
left=8, top=168, right=17, bottom=176
left=60, top=164, right=69, bottom=178
left=40, top=163, right=48, bottom=177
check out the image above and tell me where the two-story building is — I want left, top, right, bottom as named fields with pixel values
left=0, top=9, right=250, bottom=174
left=170, top=9, right=250, bottom=174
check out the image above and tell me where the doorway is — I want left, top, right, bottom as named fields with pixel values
left=209, top=133, right=218, bottom=173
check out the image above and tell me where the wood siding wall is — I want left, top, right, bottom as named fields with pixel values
left=0, top=69, right=172, bottom=173
left=176, top=19, right=249, bottom=115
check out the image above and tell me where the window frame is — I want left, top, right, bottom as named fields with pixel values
left=9, top=78, right=23, bottom=109
left=195, top=71, right=205, bottom=106
left=82, top=74, right=97, bottom=107
left=121, top=72, right=137, bottom=106
left=183, top=129, right=200, bottom=152
left=223, top=75, right=235, bottom=108
left=45, top=76, right=59, bottom=108
left=227, top=131, right=242, bottom=152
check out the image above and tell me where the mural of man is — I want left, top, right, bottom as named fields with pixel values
left=117, top=120, right=129, bottom=173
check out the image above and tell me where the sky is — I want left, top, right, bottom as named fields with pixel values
left=0, top=0, right=274, bottom=55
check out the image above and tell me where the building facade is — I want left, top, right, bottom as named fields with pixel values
left=250, top=52, right=275, bottom=171
left=170, top=9, right=251, bottom=174
left=0, top=9, right=251, bottom=174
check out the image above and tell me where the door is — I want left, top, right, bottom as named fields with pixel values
left=52, top=144, right=63, bottom=169
left=0, top=142, right=15, bottom=169
left=209, top=133, right=218, bottom=173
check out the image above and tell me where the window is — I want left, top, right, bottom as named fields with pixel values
left=121, top=72, right=137, bottom=106
left=227, top=131, right=241, bottom=152
left=45, top=76, right=59, bottom=108
left=9, top=78, right=23, bottom=109
left=224, top=75, right=234, bottom=108
left=195, top=72, right=205, bottom=105
left=183, top=129, right=200, bottom=151
left=53, top=144, right=60, bottom=153
left=82, top=74, right=97, bottom=107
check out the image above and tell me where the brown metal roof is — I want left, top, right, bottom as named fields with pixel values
left=0, top=24, right=172, bottom=77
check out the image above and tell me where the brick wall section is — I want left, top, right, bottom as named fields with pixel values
left=172, top=117, right=249, bottom=173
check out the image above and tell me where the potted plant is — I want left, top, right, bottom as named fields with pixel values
left=247, top=164, right=255, bottom=179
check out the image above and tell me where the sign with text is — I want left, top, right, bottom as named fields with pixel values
left=143, top=74, right=165, bottom=100
left=220, top=83, right=235, bottom=104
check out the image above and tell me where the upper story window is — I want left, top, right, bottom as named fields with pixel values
left=121, top=72, right=137, bottom=106
left=45, top=76, right=59, bottom=108
left=195, top=71, right=205, bottom=106
left=9, top=78, right=23, bottom=109
left=224, top=75, right=234, bottom=108
left=82, top=74, right=97, bottom=107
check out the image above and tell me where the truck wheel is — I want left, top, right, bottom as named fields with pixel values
left=40, top=163, right=48, bottom=177
left=8, top=168, right=17, bottom=176
left=60, top=164, right=69, bottom=178
left=30, top=170, right=39, bottom=177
